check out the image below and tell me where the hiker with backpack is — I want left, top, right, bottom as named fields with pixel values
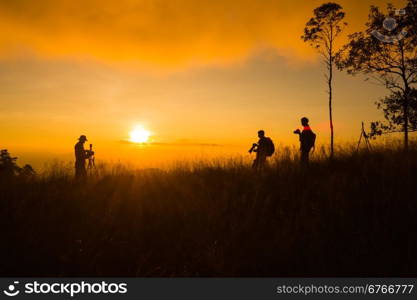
left=249, top=130, right=275, bottom=170
left=294, top=117, right=316, bottom=165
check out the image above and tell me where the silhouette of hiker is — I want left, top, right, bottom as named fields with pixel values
left=74, top=135, right=93, bottom=179
left=249, top=130, right=275, bottom=170
left=294, top=117, right=316, bottom=165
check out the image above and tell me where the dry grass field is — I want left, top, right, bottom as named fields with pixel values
left=1, top=145, right=417, bottom=276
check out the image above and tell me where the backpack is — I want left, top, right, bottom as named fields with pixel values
left=265, top=138, right=275, bottom=157
left=305, top=131, right=316, bottom=150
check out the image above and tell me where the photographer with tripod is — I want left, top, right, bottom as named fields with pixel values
left=74, top=135, right=95, bottom=179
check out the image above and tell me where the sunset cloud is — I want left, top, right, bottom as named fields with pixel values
left=1, top=0, right=404, bottom=68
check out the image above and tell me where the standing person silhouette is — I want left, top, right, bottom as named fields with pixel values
left=249, top=130, right=275, bottom=171
left=74, top=135, right=92, bottom=179
left=294, top=117, right=316, bottom=165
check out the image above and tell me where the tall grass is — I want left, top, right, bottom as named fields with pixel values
left=1, top=145, right=417, bottom=276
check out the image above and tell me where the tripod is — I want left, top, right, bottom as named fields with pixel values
left=87, top=143, right=96, bottom=171
left=356, top=122, right=372, bottom=151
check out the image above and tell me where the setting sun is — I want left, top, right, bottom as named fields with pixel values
left=129, top=126, right=151, bottom=143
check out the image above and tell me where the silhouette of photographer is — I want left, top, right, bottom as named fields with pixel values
left=74, top=135, right=94, bottom=179
left=294, top=117, right=316, bottom=165
left=249, top=130, right=275, bottom=171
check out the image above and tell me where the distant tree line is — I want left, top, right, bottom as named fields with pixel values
left=0, top=149, right=35, bottom=178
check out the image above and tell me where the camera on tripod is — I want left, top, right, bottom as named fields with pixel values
left=85, top=144, right=95, bottom=158
left=86, top=144, right=95, bottom=169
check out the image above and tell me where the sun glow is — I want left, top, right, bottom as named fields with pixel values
left=129, top=126, right=151, bottom=143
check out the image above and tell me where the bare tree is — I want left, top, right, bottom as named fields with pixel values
left=302, top=3, right=347, bottom=158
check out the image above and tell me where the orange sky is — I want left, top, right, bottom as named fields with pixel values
left=0, top=0, right=410, bottom=169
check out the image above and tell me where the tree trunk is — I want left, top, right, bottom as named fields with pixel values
left=404, top=88, right=409, bottom=151
left=328, top=56, right=334, bottom=158
left=400, top=44, right=409, bottom=151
